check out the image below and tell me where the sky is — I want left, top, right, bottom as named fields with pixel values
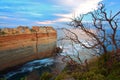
left=0, top=0, right=120, bottom=28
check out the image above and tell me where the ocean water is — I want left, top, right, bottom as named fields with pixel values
left=1, top=28, right=118, bottom=80
left=1, top=28, right=95, bottom=79
left=0, top=58, right=54, bottom=79
left=0, top=43, right=92, bottom=80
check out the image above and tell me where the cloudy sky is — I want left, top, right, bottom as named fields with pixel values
left=0, top=0, right=120, bottom=28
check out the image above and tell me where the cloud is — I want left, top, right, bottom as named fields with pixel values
left=36, top=21, right=54, bottom=25
left=54, top=13, right=72, bottom=18
left=37, top=0, right=102, bottom=25
left=51, top=0, right=102, bottom=23
left=54, top=0, right=102, bottom=17
left=108, top=2, right=116, bottom=6
left=55, top=18, right=71, bottom=22
left=35, top=17, right=71, bottom=25
left=0, top=0, right=102, bottom=27
left=36, top=0, right=102, bottom=25
left=0, top=16, right=10, bottom=19
left=0, top=16, right=28, bottom=21
left=17, top=11, right=43, bottom=17
left=0, top=6, right=11, bottom=9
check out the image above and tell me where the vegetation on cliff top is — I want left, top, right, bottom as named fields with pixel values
left=25, top=52, right=119, bottom=80
left=35, top=3, right=120, bottom=80
left=55, top=3, right=120, bottom=80
left=54, top=52, right=120, bottom=80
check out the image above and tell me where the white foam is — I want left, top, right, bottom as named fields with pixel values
left=4, top=58, right=54, bottom=79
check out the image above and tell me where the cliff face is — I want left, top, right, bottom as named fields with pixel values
left=0, top=26, right=57, bottom=71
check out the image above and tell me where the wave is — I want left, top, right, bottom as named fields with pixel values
left=2, top=58, right=54, bottom=79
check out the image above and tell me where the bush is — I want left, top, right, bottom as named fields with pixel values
left=0, top=31, right=6, bottom=35
left=55, top=52, right=120, bottom=80
left=0, top=78, right=6, bottom=80
left=30, top=29, right=36, bottom=32
left=71, top=72, right=82, bottom=80
left=20, top=77, right=27, bottom=80
left=55, top=72, right=69, bottom=80
left=106, top=62, right=120, bottom=80
left=83, top=71, right=105, bottom=80
left=70, top=70, right=105, bottom=80
left=40, top=72, right=53, bottom=80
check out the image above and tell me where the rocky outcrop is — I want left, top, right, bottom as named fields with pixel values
left=0, top=26, right=57, bottom=71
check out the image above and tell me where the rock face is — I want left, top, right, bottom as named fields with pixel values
left=0, top=26, right=57, bottom=71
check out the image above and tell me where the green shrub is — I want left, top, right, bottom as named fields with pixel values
left=71, top=71, right=105, bottom=80
left=82, top=71, right=105, bottom=80
left=98, top=53, right=108, bottom=68
left=30, top=29, right=36, bottom=32
left=106, top=62, right=120, bottom=80
left=0, top=31, right=6, bottom=35
left=0, top=78, right=6, bottom=80
left=107, top=72, right=120, bottom=80
left=55, top=72, right=69, bottom=80
left=20, top=77, right=27, bottom=80
left=55, top=52, right=120, bottom=80
left=40, top=72, right=53, bottom=80
left=98, top=67, right=108, bottom=76
left=71, top=72, right=83, bottom=80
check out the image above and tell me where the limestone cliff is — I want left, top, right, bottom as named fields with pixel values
left=0, top=26, right=57, bottom=71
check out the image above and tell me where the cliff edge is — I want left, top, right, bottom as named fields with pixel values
left=0, top=26, right=57, bottom=71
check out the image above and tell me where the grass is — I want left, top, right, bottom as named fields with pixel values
left=55, top=52, right=120, bottom=80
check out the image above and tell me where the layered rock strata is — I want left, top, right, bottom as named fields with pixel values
left=0, top=26, right=57, bottom=71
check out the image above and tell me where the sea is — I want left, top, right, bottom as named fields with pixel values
left=0, top=28, right=119, bottom=80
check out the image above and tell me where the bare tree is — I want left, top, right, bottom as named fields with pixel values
left=57, top=3, right=120, bottom=72
left=67, top=3, right=120, bottom=55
